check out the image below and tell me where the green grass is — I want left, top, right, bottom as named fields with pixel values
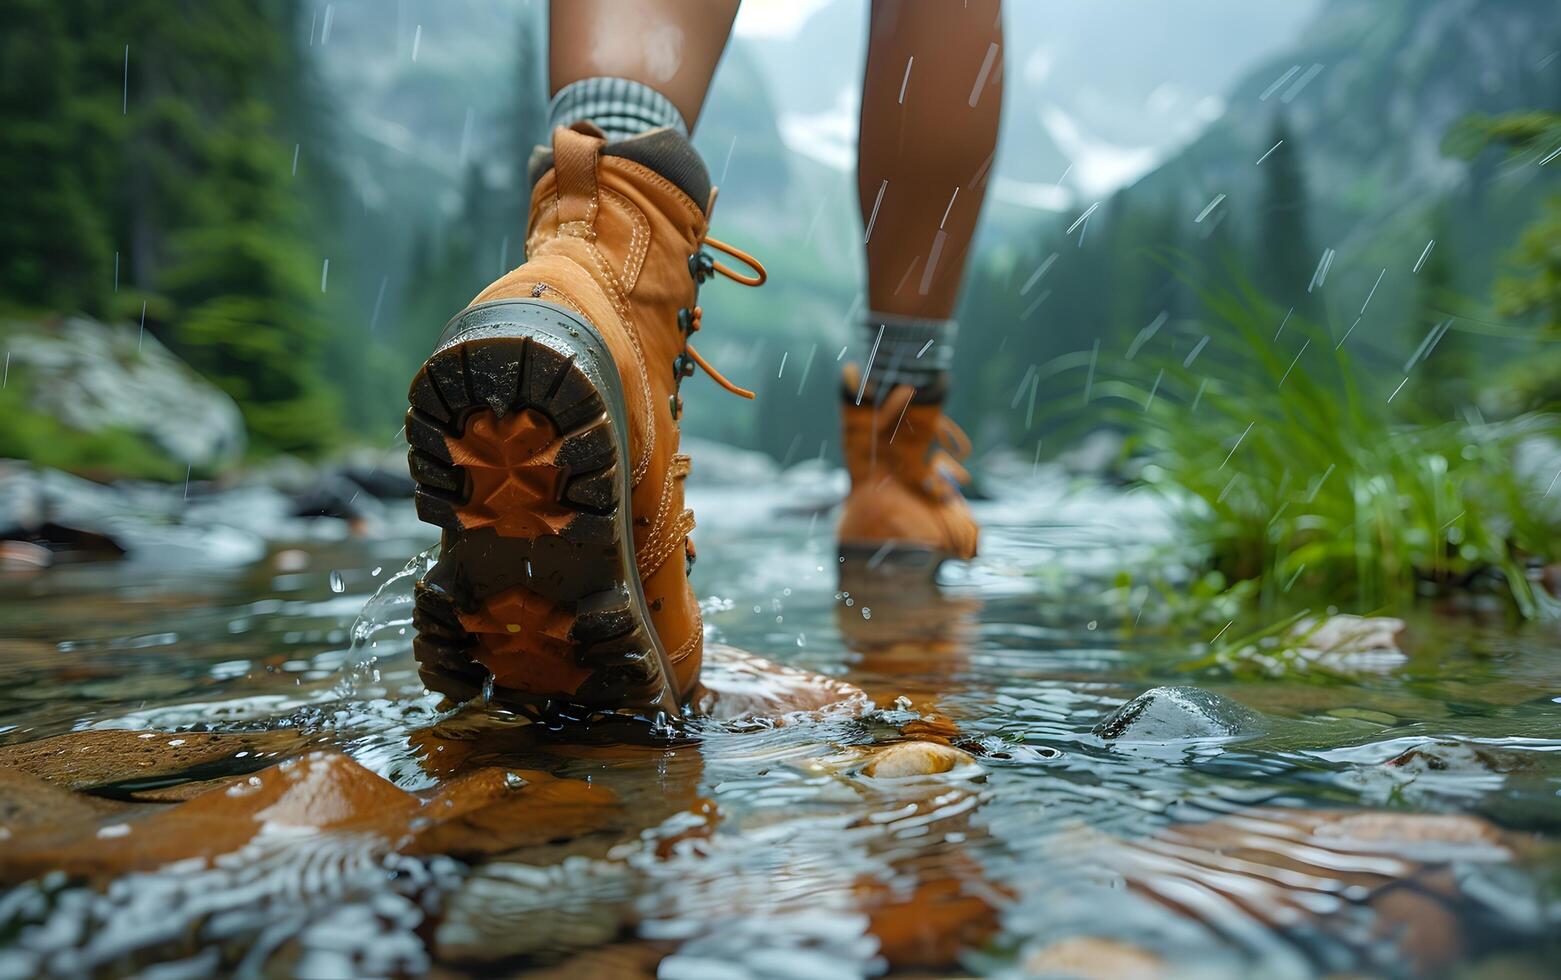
left=1065, top=277, right=1561, bottom=619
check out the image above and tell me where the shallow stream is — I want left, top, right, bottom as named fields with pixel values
left=1, top=466, right=1558, bottom=977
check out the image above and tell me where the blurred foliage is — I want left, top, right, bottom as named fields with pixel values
left=0, top=0, right=337, bottom=458
left=1446, top=110, right=1561, bottom=410
left=1081, top=276, right=1561, bottom=618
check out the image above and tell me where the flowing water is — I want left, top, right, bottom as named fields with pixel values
left=1, top=463, right=1558, bottom=978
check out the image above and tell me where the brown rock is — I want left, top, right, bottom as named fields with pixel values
left=0, top=748, right=619, bottom=883
left=1093, top=807, right=1529, bottom=973
left=0, top=751, right=413, bottom=880
left=693, top=644, right=871, bottom=723
left=0, top=768, right=136, bottom=837
left=0, top=728, right=321, bottom=792
left=405, top=766, right=619, bottom=859
left=1025, top=937, right=1165, bottom=979
left=864, top=876, right=1001, bottom=970
left=861, top=741, right=978, bottom=779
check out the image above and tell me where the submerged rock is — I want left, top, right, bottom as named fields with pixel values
left=0, top=729, right=319, bottom=793
left=1089, top=807, right=1531, bottom=975
left=694, top=643, right=871, bottom=724
left=862, top=741, right=979, bottom=779
left=1225, top=614, right=1408, bottom=676
left=1094, top=686, right=1265, bottom=742
left=0, top=747, right=616, bottom=883
left=1025, top=936, right=1164, bottom=979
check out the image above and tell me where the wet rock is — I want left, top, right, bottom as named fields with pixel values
left=863, top=876, right=1002, bottom=970
left=861, top=741, right=979, bottom=778
left=1288, top=613, right=1407, bottom=671
left=1385, top=739, right=1537, bottom=776
left=1310, top=809, right=1509, bottom=848
left=338, top=460, right=415, bottom=500
left=0, top=461, right=275, bottom=566
left=0, top=462, right=133, bottom=558
left=1, top=315, right=245, bottom=470
left=0, top=745, right=617, bottom=883
left=404, top=766, right=619, bottom=859
left=0, top=769, right=136, bottom=837
left=1222, top=614, right=1408, bottom=676
left=1293, top=613, right=1404, bottom=651
left=1093, top=686, right=1265, bottom=742
left=1090, top=807, right=1532, bottom=974
left=1539, top=562, right=1561, bottom=599
left=678, top=437, right=779, bottom=487
left=694, top=644, right=871, bottom=724
left=1056, top=429, right=1126, bottom=479
left=289, top=472, right=382, bottom=521
left=1334, top=738, right=1554, bottom=810
left=0, top=539, right=52, bottom=571
left=0, top=751, right=411, bottom=880
left=1025, top=936, right=1164, bottom=979
left=435, top=858, right=635, bottom=964
left=515, top=943, right=665, bottom=979
left=0, top=729, right=319, bottom=793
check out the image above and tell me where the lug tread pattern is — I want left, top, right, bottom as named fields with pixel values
left=404, top=320, right=674, bottom=718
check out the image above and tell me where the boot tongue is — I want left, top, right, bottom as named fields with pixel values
left=551, top=124, right=607, bottom=230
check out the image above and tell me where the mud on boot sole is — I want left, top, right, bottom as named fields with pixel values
left=405, top=299, right=681, bottom=720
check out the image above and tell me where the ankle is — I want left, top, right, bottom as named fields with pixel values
left=548, top=77, right=687, bottom=142
left=857, top=312, right=956, bottom=403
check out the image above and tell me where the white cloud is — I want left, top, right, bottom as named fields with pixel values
left=777, top=86, right=859, bottom=171
left=1040, top=104, right=1161, bottom=197
left=733, top=0, right=836, bottom=40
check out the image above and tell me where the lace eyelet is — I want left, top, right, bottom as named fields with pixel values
left=687, top=252, right=713, bottom=283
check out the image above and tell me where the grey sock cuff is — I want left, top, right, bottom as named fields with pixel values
left=548, top=77, right=688, bottom=142
left=863, top=313, right=958, bottom=379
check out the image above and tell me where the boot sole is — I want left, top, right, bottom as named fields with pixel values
left=405, top=299, right=681, bottom=721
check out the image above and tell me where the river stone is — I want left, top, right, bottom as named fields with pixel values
left=2, top=315, right=245, bottom=469
left=862, top=741, right=978, bottom=778
left=1024, top=936, right=1163, bottom=979
left=1094, top=686, right=1265, bottom=742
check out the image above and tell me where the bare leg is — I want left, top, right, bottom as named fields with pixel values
left=835, top=2, right=1000, bottom=565
left=858, top=0, right=1004, bottom=319
left=549, top=0, right=741, bottom=134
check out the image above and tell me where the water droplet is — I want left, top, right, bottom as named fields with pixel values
left=504, top=772, right=529, bottom=790
left=1086, top=620, right=1098, bottom=631
left=329, top=570, right=345, bottom=593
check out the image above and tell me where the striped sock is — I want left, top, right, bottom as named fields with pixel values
left=861, top=313, right=957, bottom=399
left=548, top=77, right=687, bottom=141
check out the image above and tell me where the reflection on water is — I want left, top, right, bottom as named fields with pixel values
left=1, top=475, right=1558, bottom=977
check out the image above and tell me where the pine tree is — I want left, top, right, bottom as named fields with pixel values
left=1, top=0, right=341, bottom=454
left=1255, top=113, right=1318, bottom=321
left=0, top=0, right=117, bottom=315
left=131, top=0, right=338, bottom=452
left=1402, top=206, right=1469, bottom=419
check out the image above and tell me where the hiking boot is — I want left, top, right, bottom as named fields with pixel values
left=836, top=364, right=979, bottom=569
left=406, top=123, right=763, bottom=721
